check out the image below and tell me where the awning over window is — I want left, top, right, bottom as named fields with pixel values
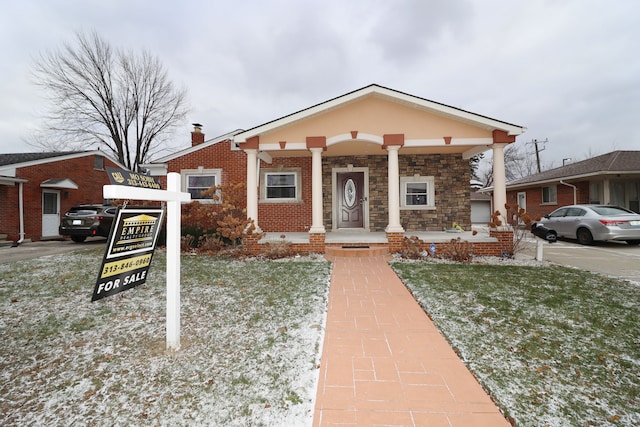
left=40, top=178, right=79, bottom=189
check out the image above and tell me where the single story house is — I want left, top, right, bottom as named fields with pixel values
left=504, top=150, right=640, bottom=223
left=144, top=84, right=524, bottom=254
left=0, top=151, right=126, bottom=243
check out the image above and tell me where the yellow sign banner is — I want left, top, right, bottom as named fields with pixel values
left=100, top=254, right=153, bottom=278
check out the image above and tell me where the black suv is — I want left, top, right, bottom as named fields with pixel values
left=59, top=205, right=117, bottom=242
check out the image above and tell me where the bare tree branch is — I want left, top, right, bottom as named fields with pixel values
left=479, top=142, right=541, bottom=187
left=31, top=31, right=188, bottom=170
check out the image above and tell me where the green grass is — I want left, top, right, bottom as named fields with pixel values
left=0, top=249, right=331, bottom=426
left=3, top=247, right=638, bottom=426
left=391, top=261, right=640, bottom=426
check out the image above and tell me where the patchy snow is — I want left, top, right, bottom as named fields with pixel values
left=391, top=259, right=640, bottom=426
left=0, top=249, right=331, bottom=426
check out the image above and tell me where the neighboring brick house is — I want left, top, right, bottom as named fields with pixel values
left=504, top=150, right=640, bottom=223
left=0, top=151, right=126, bottom=243
left=144, top=84, right=524, bottom=250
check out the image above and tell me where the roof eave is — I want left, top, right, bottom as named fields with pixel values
left=234, top=84, right=525, bottom=143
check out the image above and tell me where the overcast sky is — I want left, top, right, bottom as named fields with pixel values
left=1, top=0, right=638, bottom=170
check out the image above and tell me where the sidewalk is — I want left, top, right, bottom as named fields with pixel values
left=313, top=255, right=510, bottom=427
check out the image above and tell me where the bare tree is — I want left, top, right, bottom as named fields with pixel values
left=479, top=142, right=540, bottom=187
left=31, top=31, right=188, bottom=171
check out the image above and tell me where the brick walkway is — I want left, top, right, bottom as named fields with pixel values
left=313, top=255, right=510, bottom=427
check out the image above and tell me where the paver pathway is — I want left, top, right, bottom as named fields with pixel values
left=313, top=255, right=510, bottom=427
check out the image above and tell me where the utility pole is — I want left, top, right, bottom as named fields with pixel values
left=527, top=138, right=548, bottom=173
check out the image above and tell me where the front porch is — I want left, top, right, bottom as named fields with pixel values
left=248, top=226, right=514, bottom=257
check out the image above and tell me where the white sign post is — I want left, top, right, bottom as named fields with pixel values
left=103, top=172, right=191, bottom=350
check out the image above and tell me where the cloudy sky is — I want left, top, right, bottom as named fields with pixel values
left=1, top=0, right=638, bottom=170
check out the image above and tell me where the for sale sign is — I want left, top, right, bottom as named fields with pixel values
left=92, top=206, right=165, bottom=301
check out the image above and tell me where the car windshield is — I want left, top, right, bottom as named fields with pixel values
left=68, top=208, right=99, bottom=216
left=591, top=206, right=634, bottom=216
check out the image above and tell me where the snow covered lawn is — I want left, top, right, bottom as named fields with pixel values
left=0, top=249, right=331, bottom=426
left=391, top=260, right=640, bottom=427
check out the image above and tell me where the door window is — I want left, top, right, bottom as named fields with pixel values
left=43, top=192, right=58, bottom=214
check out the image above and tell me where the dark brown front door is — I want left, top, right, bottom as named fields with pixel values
left=337, top=172, right=364, bottom=228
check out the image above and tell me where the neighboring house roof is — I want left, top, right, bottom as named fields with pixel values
left=234, top=84, right=525, bottom=144
left=0, top=151, right=83, bottom=167
left=471, top=191, right=491, bottom=201
left=0, top=150, right=126, bottom=175
left=506, top=150, right=640, bottom=189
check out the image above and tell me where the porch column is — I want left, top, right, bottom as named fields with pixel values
left=492, top=143, right=508, bottom=221
left=309, top=147, right=326, bottom=233
left=385, top=142, right=404, bottom=233
left=245, top=148, right=261, bottom=231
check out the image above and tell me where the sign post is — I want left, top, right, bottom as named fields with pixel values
left=103, top=171, right=191, bottom=350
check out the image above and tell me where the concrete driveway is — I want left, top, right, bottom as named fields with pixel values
left=0, top=238, right=107, bottom=263
left=521, top=237, right=640, bottom=283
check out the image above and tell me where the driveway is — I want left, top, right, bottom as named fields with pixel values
left=521, top=237, right=640, bottom=283
left=0, top=238, right=107, bottom=263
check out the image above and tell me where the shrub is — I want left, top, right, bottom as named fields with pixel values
left=440, top=237, right=473, bottom=263
left=400, top=236, right=428, bottom=259
left=260, top=235, right=296, bottom=259
left=181, top=182, right=260, bottom=253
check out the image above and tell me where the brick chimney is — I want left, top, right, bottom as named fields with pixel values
left=191, top=123, right=204, bottom=146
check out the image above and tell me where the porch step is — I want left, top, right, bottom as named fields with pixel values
left=325, top=245, right=389, bottom=258
left=0, top=234, right=12, bottom=247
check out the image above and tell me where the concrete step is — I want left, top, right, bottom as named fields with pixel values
left=325, top=245, right=389, bottom=258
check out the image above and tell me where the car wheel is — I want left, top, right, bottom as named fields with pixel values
left=71, top=235, right=87, bottom=243
left=576, top=228, right=593, bottom=245
left=625, top=240, right=640, bottom=246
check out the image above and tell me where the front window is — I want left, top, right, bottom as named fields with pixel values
left=181, top=168, right=222, bottom=203
left=400, top=176, right=435, bottom=209
left=266, top=173, right=296, bottom=199
left=542, top=185, right=557, bottom=204
left=260, top=168, right=302, bottom=202
left=94, top=155, right=104, bottom=170
left=406, top=182, right=428, bottom=206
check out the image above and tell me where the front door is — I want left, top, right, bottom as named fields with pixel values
left=336, top=172, right=364, bottom=228
left=42, top=190, right=60, bottom=237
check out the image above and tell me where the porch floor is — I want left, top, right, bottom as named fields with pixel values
left=260, top=226, right=495, bottom=245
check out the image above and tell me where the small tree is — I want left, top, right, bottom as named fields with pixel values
left=181, top=182, right=260, bottom=250
left=489, top=203, right=538, bottom=256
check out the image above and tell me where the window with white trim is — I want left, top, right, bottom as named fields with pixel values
left=260, top=168, right=302, bottom=202
left=541, top=185, right=557, bottom=204
left=181, top=168, right=221, bottom=203
left=400, top=176, right=435, bottom=209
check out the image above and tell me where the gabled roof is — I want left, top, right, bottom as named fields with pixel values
left=506, top=151, right=640, bottom=189
left=148, top=129, right=244, bottom=163
left=0, top=150, right=126, bottom=170
left=233, top=84, right=525, bottom=143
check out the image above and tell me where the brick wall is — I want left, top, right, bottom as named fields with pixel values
left=1, top=155, right=122, bottom=242
left=506, top=180, right=590, bottom=224
left=257, top=157, right=313, bottom=232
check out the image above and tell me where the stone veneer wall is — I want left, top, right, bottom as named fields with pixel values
left=400, top=154, right=471, bottom=231
left=322, top=153, right=470, bottom=232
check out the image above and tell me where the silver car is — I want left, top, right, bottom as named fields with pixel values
left=538, top=204, right=640, bottom=245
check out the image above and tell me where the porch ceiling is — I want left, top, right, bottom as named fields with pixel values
left=260, top=140, right=486, bottom=158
